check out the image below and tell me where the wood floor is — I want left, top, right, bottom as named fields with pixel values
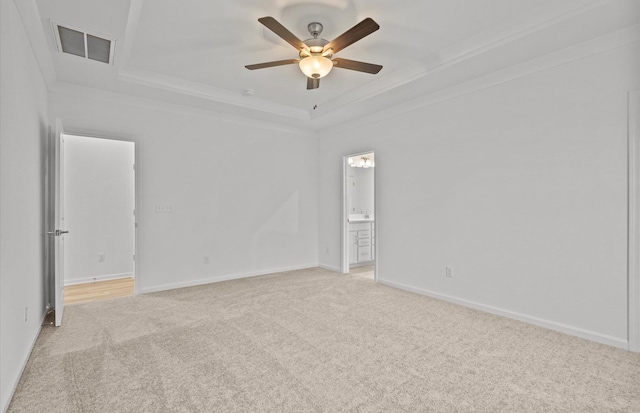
left=349, top=265, right=375, bottom=279
left=65, top=277, right=134, bottom=305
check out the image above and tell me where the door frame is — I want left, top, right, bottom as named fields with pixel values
left=56, top=129, right=140, bottom=297
left=629, top=90, right=640, bottom=352
left=342, top=150, right=377, bottom=281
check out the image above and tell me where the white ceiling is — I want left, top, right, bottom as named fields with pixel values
left=24, top=0, right=640, bottom=130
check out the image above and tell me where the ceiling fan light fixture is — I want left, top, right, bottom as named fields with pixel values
left=247, top=17, right=382, bottom=89
left=299, top=55, right=333, bottom=79
left=309, top=45, right=324, bottom=54
left=348, top=155, right=374, bottom=168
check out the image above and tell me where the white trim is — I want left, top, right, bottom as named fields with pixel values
left=118, top=0, right=308, bottom=122
left=138, top=264, right=318, bottom=294
left=349, top=262, right=374, bottom=269
left=48, top=82, right=310, bottom=136
left=64, top=272, right=134, bottom=286
left=1, top=309, right=48, bottom=413
left=313, top=0, right=615, bottom=120
left=318, top=264, right=342, bottom=273
left=373, top=155, right=378, bottom=283
left=322, top=25, right=640, bottom=136
left=341, top=156, right=349, bottom=274
left=378, top=278, right=628, bottom=350
left=629, top=89, right=640, bottom=352
left=118, top=67, right=310, bottom=122
left=133, top=140, right=139, bottom=296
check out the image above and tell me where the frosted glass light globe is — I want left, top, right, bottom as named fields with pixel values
left=299, top=56, right=333, bottom=79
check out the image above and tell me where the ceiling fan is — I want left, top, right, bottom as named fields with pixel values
left=245, top=16, right=382, bottom=90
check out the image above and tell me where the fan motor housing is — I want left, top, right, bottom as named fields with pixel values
left=307, top=22, right=323, bottom=37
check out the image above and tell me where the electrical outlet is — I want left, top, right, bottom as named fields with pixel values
left=203, top=256, right=210, bottom=264
left=98, top=253, right=105, bottom=262
left=445, top=266, right=453, bottom=278
left=25, top=307, right=28, bottom=322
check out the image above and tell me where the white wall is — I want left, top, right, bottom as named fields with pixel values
left=0, top=0, right=49, bottom=410
left=48, top=92, right=318, bottom=293
left=63, top=136, right=135, bottom=284
left=318, top=43, right=640, bottom=348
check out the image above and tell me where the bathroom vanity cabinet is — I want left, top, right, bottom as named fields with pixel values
left=348, top=221, right=375, bottom=265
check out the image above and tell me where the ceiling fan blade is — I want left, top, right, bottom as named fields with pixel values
left=332, top=58, right=382, bottom=74
left=258, top=17, right=309, bottom=52
left=324, top=18, right=380, bottom=54
left=245, top=59, right=299, bottom=70
left=306, top=77, right=320, bottom=90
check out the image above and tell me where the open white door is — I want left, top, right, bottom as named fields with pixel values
left=51, top=119, right=67, bottom=326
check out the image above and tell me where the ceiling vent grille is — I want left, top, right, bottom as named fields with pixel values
left=52, top=22, right=115, bottom=64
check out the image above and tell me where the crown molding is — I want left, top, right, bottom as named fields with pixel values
left=312, top=0, right=615, bottom=120
left=48, top=80, right=311, bottom=136
left=118, top=0, right=310, bottom=121
left=320, top=25, right=640, bottom=136
left=118, top=67, right=311, bottom=121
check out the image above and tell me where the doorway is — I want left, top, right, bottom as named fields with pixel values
left=61, top=134, right=136, bottom=305
left=342, top=151, right=376, bottom=280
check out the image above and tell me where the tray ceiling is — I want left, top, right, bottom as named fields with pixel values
left=26, top=0, right=640, bottom=130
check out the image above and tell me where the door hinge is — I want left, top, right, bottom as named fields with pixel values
left=133, top=254, right=136, bottom=261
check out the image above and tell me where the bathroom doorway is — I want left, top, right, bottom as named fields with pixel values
left=342, top=151, right=376, bottom=280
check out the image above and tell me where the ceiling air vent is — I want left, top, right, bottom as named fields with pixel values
left=52, top=22, right=115, bottom=64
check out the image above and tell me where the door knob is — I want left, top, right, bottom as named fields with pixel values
left=47, top=230, right=69, bottom=236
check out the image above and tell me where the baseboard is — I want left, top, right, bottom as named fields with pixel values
left=2, top=307, right=48, bottom=413
left=318, top=264, right=342, bottom=273
left=139, top=263, right=318, bottom=294
left=64, top=272, right=134, bottom=286
left=377, top=278, right=629, bottom=350
left=349, top=261, right=374, bottom=269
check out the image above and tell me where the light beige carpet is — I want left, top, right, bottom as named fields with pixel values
left=8, top=267, right=640, bottom=412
